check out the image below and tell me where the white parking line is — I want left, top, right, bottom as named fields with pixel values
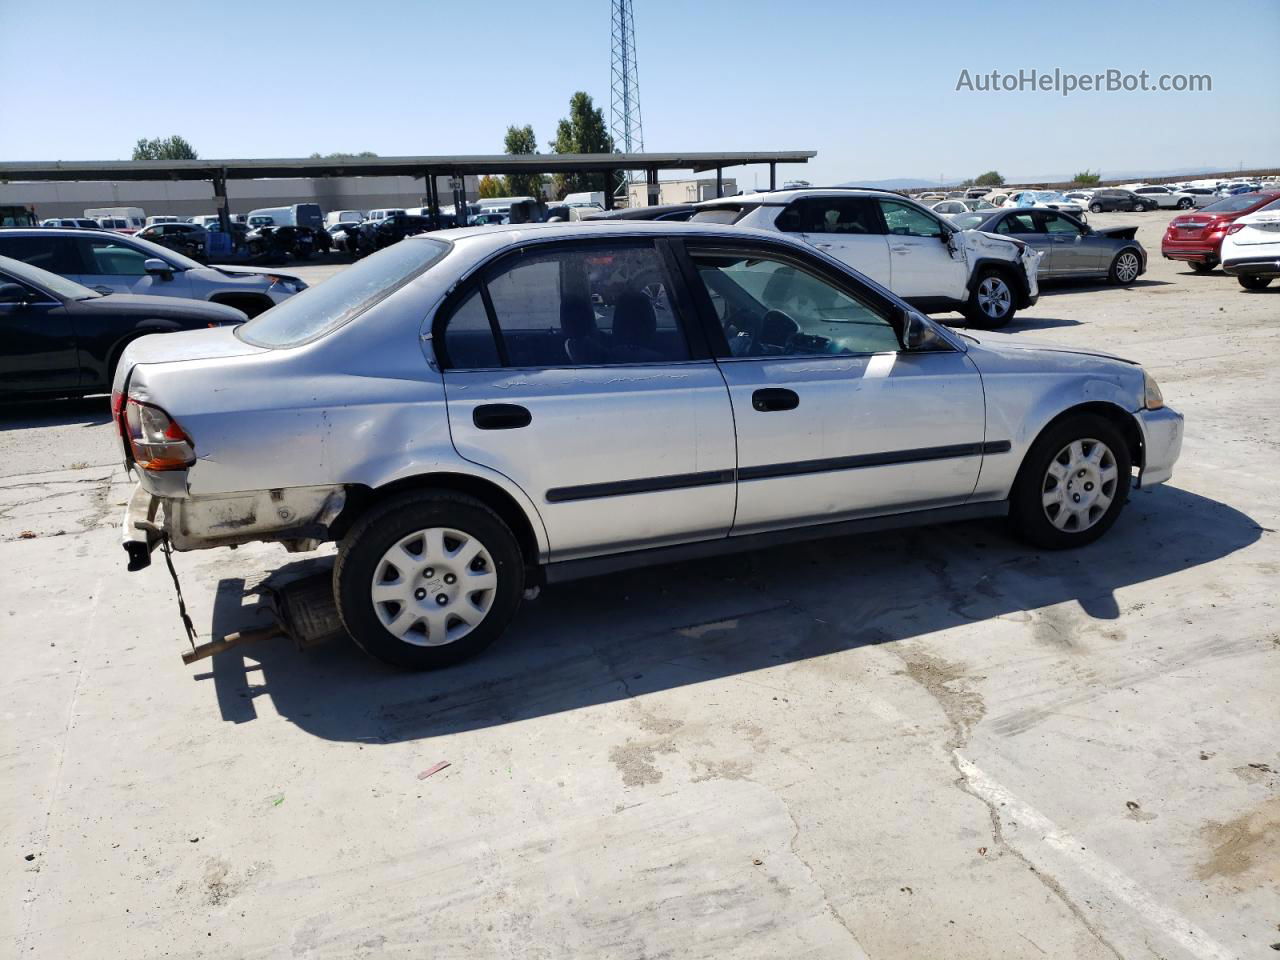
left=956, top=755, right=1239, bottom=960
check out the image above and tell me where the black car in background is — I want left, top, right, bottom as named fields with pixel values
left=135, top=221, right=208, bottom=260
left=365, top=214, right=436, bottom=251
left=1088, top=189, right=1152, bottom=213
left=0, top=254, right=245, bottom=398
left=245, top=224, right=316, bottom=262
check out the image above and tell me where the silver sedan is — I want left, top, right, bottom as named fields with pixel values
left=114, top=221, right=1183, bottom=669
left=952, top=209, right=1147, bottom=284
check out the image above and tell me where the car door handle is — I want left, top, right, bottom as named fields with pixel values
left=472, top=403, right=531, bottom=430
left=752, top=388, right=799, bottom=412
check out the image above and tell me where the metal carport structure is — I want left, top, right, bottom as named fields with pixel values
left=0, top=151, right=816, bottom=231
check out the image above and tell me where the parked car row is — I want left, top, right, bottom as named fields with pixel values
left=1161, top=191, right=1280, bottom=285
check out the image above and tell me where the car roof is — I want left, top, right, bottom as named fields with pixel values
left=422, top=219, right=815, bottom=251
left=8, top=226, right=134, bottom=238
left=696, top=186, right=909, bottom=206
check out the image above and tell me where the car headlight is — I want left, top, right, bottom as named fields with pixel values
left=1143, top=370, right=1164, bottom=410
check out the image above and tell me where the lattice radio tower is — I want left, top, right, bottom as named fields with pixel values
left=610, top=0, right=644, bottom=200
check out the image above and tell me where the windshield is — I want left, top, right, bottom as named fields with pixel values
left=0, top=253, right=100, bottom=300
left=236, top=237, right=450, bottom=348
left=1202, top=195, right=1269, bottom=214
left=119, top=232, right=202, bottom=269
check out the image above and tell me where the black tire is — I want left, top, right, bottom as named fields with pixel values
left=1010, top=413, right=1132, bottom=550
left=1108, top=249, right=1142, bottom=285
left=1089, top=202, right=1103, bottom=213
left=334, top=491, right=525, bottom=669
left=1189, top=261, right=1216, bottom=274
left=1239, top=275, right=1273, bottom=290
left=1176, top=198, right=1194, bottom=210
left=1133, top=202, right=1149, bottom=212
left=962, top=268, right=1018, bottom=329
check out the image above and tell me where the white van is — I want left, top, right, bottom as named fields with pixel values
left=562, top=191, right=605, bottom=208
left=145, top=215, right=182, bottom=226
left=245, top=204, right=324, bottom=229
left=365, top=208, right=406, bottom=222
left=84, top=207, right=145, bottom=232
left=324, top=209, right=366, bottom=228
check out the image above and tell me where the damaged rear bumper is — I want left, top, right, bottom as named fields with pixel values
left=120, top=476, right=346, bottom=570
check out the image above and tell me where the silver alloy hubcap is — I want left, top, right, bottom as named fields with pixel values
left=977, top=276, right=1012, bottom=317
left=1115, top=252, right=1140, bottom=283
left=1042, top=438, right=1118, bottom=533
left=371, top=527, right=497, bottom=646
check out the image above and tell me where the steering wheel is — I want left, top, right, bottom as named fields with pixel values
left=759, top=310, right=800, bottom=349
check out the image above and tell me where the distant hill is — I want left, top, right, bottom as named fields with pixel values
left=837, top=165, right=1276, bottom=190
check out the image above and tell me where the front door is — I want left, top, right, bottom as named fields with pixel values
left=0, top=277, right=78, bottom=395
left=875, top=198, right=970, bottom=300
left=436, top=238, right=737, bottom=561
left=995, top=211, right=1052, bottom=275
left=71, top=235, right=193, bottom=299
left=680, top=241, right=988, bottom=536
left=1037, top=211, right=1104, bottom=275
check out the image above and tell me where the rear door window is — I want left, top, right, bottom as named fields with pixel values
left=774, top=197, right=881, bottom=235
left=0, top=234, right=80, bottom=274
left=80, top=237, right=151, bottom=275
left=440, top=242, right=690, bottom=369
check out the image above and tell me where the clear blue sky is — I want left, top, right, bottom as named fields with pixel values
left=1, top=0, right=1276, bottom=185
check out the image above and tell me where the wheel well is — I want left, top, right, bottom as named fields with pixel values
left=1021, top=402, right=1144, bottom=483
left=333, top=473, right=542, bottom=569
left=209, top=293, right=274, bottom=318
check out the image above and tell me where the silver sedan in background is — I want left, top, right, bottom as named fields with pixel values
left=114, top=221, right=1182, bottom=669
left=952, top=208, right=1147, bottom=283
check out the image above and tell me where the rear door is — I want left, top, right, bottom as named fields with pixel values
left=678, top=240, right=988, bottom=535
left=773, top=196, right=891, bottom=286
left=875, top=199, right=969, bottom=300
left=436, top=238, right=737, bottom=561
left=71, top=235, right=194, bottom=299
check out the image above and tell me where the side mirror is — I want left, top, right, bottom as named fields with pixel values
left=0, top=282, right=30, bottom=304
left=902, top=308, right=943, bottom=351
left=144, top=258, right=174, bottom=278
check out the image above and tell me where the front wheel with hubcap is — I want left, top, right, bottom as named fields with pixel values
left=1011, top=414, right=1132, bottom=549
left=962, top=269, right=1017, bottom=329
left=1109, top=249, right=1141, bottom=284
left=335, top=491, right=525, bottom=669
left=1238, top=275, right=1273, bottom=290
left=1089, top=202, right=1103, bottom=213
left=1176, top=198, right=1193, bottom=209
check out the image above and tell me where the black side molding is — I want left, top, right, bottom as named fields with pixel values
left=541, top=500, right=1010, bottom=584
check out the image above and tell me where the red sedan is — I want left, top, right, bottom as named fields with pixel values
left=1162, top=191, right=1280, bottom=273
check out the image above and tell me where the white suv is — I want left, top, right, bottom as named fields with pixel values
left=691, top=189, right=1041, bottom=328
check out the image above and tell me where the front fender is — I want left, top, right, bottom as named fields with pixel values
left=971, top=355, right=1142, bottom=500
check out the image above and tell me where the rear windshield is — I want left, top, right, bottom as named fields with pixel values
left=236, top=237, right=450, bottom=348
left=1201, top=195, right=1266, bottom=213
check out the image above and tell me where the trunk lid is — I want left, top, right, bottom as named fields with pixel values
left=111, top=326, right=266, bottom=397
left=1232, top=212, right=1280, bottom=246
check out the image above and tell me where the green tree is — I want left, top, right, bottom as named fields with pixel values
left=547, top=92, right=614, bottom=199
left=1072, top=169, right=1101, bottom=185
left=133, top=135, right=198, bottom=160
left=478, top=174, right=507, bottom=199
left=973, top=170, right=1004, bottom=187
left=504, top=124, right=545, bottom=198
left=308, top=151, right=379, bottom=160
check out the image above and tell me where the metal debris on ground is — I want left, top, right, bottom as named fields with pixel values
left=417, top=762, right=451, bottom=780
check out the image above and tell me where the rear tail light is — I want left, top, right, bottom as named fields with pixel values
left=1225, top=223, right=1245, bottom=235
left=110, top=389, right=126, bottom=437
left=124, top=398, right=195, bottom=471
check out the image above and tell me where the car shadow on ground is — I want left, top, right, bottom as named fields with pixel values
left=0, top=395, right=110, bottom=433
left=198, top=484, right=1262, bottom=743
left=1039, top=278, right=1174, bottom=297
